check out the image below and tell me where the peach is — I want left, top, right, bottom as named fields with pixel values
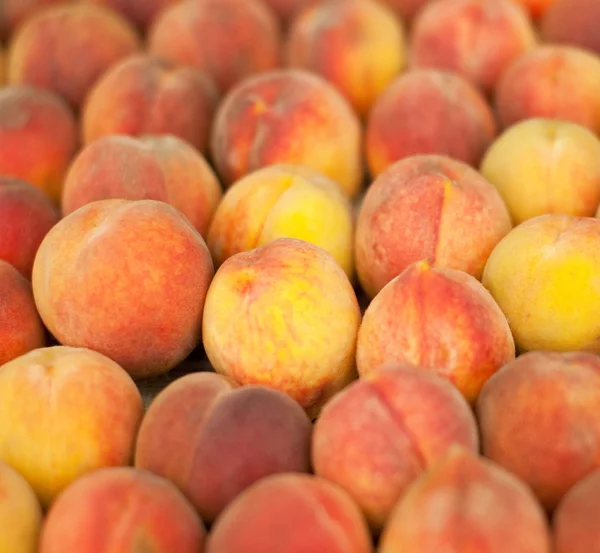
left=206, top=164, right=354, bottom=278
left=147, top=0, right=281, bottom=94
left=0, top=261, right=45, bottom=367
left=477, top=351, right=600, bottom=510
left=263, top=0, right=320, bottom=25
left=410, top=0, right=537, bottom=95
left=356, top=261, right=515, bottom=403
left=0, top=462, right=42, bottom=553
left=84, top=0, right=180, bottom=32
left=7, top=3, right=142, bottom=110
left=81, top=54, right=219, bottom=153
left=379, top=446, right=552, bottom=553
left=206, top=473, right=373, bottom=553
left=515, top=0, right=557, bottom=18
left=541, top=0, right=600, bottom=56
left=285, top=0, right=407, bottom=118
left=211, top=69, right=363, bottom=198
left=61, top=135, right=222, bottom=237
left=39, top=467, right=206, bottom=553
left=135, top=373, right=312, bottom=522
left=0, top=346, right=143, bottom=507
left=553, top=469, right=600, bottom=553
left=366, top=69, right=497, bottom=177
left=355, top=154, right=512, bottom=299
left=32, top=199, right=214, bottom=378
left=202, top=238, right=361, bottom=418
left=312, top=365, right=479, bottom=531
left=481, top=119, right=600, bottom=225
left=0, top=177, right=60, bottom=278
left=481, top=214, right=600, bottom=352
left=1, top=0, right=71, bottom=41
left=495, top=46, right=600, bottom=134
left=0, top=85, right=77, bottom=204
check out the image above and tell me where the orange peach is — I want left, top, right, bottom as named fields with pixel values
left=410, top=0, right=537, bottom=95
left=202, top=238, right=361, bottom=418
left=61, top=134, right=222, bottom=236
left=366, top=69, right=497, bottom=177
left=553, top=469, right=600, bottom=553
left=0, top=176, right=59, bottom=278
left=135, top=373, right=312, bottom=522
left=481, top=214, right=600, bottom=353
left=541, top=0, right=600, bottom=56
left=0, top=346, right=143, bottom=507
left=312, top=365, right=479, bottom=530
left=355, top=154, right=512, bottom=299
left=0, top=85, right=77, bottom=204
left=82, top=54, right=219, bottom=153
left=356, top=261, right=515, bottom=403
left=477, top=351, right=600, bottom=510
left=211, top=69, right=363, bottom=198
left=379, top=446, right=552, bottom=553
left=39, top=467, right=206, bottom=553
left=32, top=199, right=214, bottom=378
left=495, top=45, right=600, bottom=134
left=481, top=119, right=600, bottom=224
left=285, top=0, right=407, bottom=118
left=0, top=260, right=45, bottom=367
left=263, top=0, right=320, bottom=25
left=84, top=0, right=180, bottom=32
left=206, top=473, right=373, bottom=553
left=0, top=461, right=43, bottom=553
left=147, top=0, right=282, bottom=94
left=206, top=164, right=354, bottom=278
left=515, top=0, right=557, bottom=18
left=7, top=3, right=142, bottom=110
left=1, top=0, right=71, bottom=41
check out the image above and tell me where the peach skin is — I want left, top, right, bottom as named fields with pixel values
left=410, top=0, right=537, bottom=95
left=481, top=214, right=600, bottom=353
left=0, top=260, right=46, bottom=367
left=312, top=365, right=479, bottom=531
left=0, top=346, right=143, bottom=508
left=355, top=154, right=512, bottom=299
left=366, top=69, right=497, bottom=176
left=495, top=45, right=600, bottom=135
left=263, top=0, right=320, bottom=25
left=84, top=0, right=180, bottom=32
left=285, top=0, right=407, bottom=118
left=0, top=461, right=43, bottom=553
left=2, top=0, right=72, bottom=41
left=202, top=238, right=361, bottom=419
left=477, top=351, right=600, bottom=511
left=206, top=164, right=354, bottom=278
left=378, top=446, right=552, bottom=553
left=39, top=467, right=206, bottom=553
left=481, top=118, right=600, bottom=224
left=541, top=0, right=600, bottom=56
left=356, top=261, right=515, bottom=404
left=0, top=85, right=78, bottom=204
left=7, top=3, right=141, bottom=110
left=135, top=373, right=312, bottom=522
left=206, top=473, right=373, bottom=553
left=32, top=199, right=215, bottom=378
left=82, top=54, right=219, bottom=153
left=210, top=68, right=363, bottom=198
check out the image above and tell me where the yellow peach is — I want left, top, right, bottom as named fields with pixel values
left=482, top=214, right=600, bottom=353
left=207, top=164, right=354, bottom=278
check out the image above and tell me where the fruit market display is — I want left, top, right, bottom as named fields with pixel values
left=2, top=0, right=600, bottom=551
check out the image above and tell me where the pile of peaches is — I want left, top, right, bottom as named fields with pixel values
left=1, top=0, right=600, bottom=551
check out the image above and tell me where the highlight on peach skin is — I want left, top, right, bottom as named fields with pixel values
left=135, top=372, right=312, bottom=523
left=0, top=346, right=143, bottom=508
left=210, top=68, right=363, bottom=199
left=38, top=467, right=206, bottom=553
left=32, top=199, right=215, bottom=379
left=356, top=260, right=515, bottom=404
left=355, top=154, right=512, bottom=299
left=312, top=364, right=479, bottom=531
left=206, top=164, right=354, bottom=279
left=202, top=237, right=361, bottom=419
left=61, top=134, right=222, bottom=237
